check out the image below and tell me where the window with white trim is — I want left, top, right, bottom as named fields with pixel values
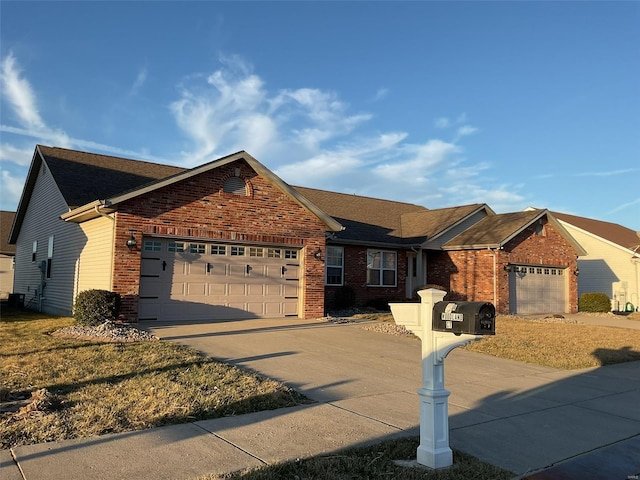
left=325, top=246, right=344, bottom=286
left=366, top=250, right=396, bottom=286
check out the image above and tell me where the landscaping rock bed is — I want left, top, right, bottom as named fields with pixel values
left=51, top=321, right=158, bottom=343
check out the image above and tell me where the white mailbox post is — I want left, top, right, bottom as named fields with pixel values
left=389, top=288, right=487, bottom=469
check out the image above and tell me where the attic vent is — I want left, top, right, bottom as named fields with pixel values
left=223, top=176, right=248, bottom=196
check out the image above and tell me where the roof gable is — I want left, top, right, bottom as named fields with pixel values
left=551, top=211, right=640, bottom=251
left=444, top=209, right=587, bottom=255
left=401, top=204, right=491, bottom=242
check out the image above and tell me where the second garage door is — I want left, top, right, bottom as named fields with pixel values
left=139, top=238, right=300, bottom=322
left=509, top=265, right=568, bottom=315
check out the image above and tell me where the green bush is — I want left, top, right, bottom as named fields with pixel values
left=73, top=289, right=122, bottom=326
left=579, top=292, right=611, bottom=313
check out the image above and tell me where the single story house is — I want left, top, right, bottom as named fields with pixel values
left=9, top=145, right=585, bottom=322
left=0, top=210, right=16, bottom=300
left=551, top=211, right=640, bottom=311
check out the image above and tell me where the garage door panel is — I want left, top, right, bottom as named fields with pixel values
left=140, top=239, right=300, bottom=321
left=510, top=266, right=567, bottom=314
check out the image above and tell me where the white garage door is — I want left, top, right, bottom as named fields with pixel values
left=509, top=265, right=568, bottom=315
left=139, top=238, right=300, bottom=321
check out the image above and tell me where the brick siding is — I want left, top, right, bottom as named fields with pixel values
left=428, top=220, right=579, bottom=314
left=110, top=160, right=327, bottom=321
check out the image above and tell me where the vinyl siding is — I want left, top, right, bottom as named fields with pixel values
left=424, top=210, right=489, bottom=249
left=75, top=215, right=114, bottom=297
left=561, top=222, right=640, bottom=309
left=0, top=254, right=14, bottom=296
left=13, top=161, right=85, bottom=315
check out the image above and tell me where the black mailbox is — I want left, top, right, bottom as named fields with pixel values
left=432, top=301, right=496, bottom=336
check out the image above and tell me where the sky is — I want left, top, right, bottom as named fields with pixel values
left=1, top=1, right=639, bottom=231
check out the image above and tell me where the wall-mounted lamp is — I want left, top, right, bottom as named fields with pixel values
left=573, top=267, right=580, bottom=276
left=503, top=265, right=512, bottom=272
left=126, top=230, right=137, bottom=250
left=314, top=248, right=323, bottom=261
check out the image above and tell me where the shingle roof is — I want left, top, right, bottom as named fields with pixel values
left=0, top=211, right=16, bottom=255
left=401, top=204, right=487, bottom=240
left=39, top=146, right=185, bottom=209
left=552, top=211, right=640, bottom=251
left=293, top=186, right=428, bottom=245
left=444, top=210, right=545, bottom=249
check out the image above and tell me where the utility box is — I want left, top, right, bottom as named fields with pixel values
left=432, top=301, right=496, bottom=336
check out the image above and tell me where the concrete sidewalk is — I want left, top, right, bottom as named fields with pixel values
left=3, top=317, right=640, bottom=479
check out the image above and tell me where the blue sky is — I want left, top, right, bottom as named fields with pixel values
left=1, top=1, right=639, bottom=230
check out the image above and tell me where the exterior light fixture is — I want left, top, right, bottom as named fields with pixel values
left=503, top=265, right=512, bottom=272
left=126, top=230, right=137, bottom=250
left=574, top=267, right=580, bottom=276
left=314, top=248, right=323, bottom=261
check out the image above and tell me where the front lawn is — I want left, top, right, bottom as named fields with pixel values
left=0, top=310, right=307, bottom=449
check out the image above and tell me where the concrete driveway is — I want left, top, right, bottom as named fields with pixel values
left=143, top=317, right=640, bottom=476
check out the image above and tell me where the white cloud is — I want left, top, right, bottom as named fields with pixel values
left=129, top=66, right=148, bottom=96
left=0, top=53, right=45, bottom=130
left=0, top=169, right=26, bottom=210
left=0, top=143, right=33, bottom=166
left=371, top=88, right=389, bottom=101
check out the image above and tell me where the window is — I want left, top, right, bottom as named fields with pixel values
left=284, top=250, right=298, bottom=259
left=189, top=243, right=206, bottom=254
left=143, top=240, right=162, bottom=252
left=32, top=240, right=37, bottom=262
left=46, top=236, right=54, bottom=279
left=231, top=246, right=245, bottom=256
left=249, top=247, right=264, bottom=257
left=223, top=176, right=248, bottom=195
left=210, top=245, right=226, bottom=255
left=325, top=246, right=344, bottom=286
left=168, top=242, right=185, bottom=253
left=367, top=250, right=396, bottom=286
left=267, top=248, right=282, bottom=258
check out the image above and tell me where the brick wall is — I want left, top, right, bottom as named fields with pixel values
left=325, top=244, right=408, bottom=311
left=111, top=160, right=327, bottom=321
left=427, top=219, right=579, bottom=314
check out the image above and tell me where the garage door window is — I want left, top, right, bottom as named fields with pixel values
left=168, top=242, right=185, bottom=253
left=210, top=245, right=226, bottom=255
left=268, top=248, right=282, bottom=258
left=190, top=243, right=206, bottom=254
left=231, top=246, right=245, bottom=256
left=285, top=250, right=298, bottom=259
left=250, top=247, right=264, bottom=257
left=144, top=240, right=162, bottom=252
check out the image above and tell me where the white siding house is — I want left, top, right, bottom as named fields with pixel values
left=558, top=220, right=640, bottom=311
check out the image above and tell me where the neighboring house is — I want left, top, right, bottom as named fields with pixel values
left=9, top=145, right=585, bottom=322
left=551, top=211, right=640, bottom=311
left=0, top=210, right=16, bottom=300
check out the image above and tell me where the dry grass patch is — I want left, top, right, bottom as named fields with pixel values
left=0, top=310, right=307, bottom=449
left=202, top=437, right=513, bottom=480
left=465, top=315, right=640, bottom=369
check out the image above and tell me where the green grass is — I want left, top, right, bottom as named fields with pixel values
left=0, top=310, right=307, bottom=449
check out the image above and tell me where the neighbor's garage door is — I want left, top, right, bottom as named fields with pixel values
left=509, top=265, right=567, bottom=315
left=139, top=238, right=300, bottom=321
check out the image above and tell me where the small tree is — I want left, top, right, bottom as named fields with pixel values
left=74, top=289, right=122, bottom=326
left=579, top=292, right=611, bottom=313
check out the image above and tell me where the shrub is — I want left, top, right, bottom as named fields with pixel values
left=73, top=289, right=122, bottom=326
left=579, top=292, right=611, bottom=313
left=334, top=286, right=356, bottom=309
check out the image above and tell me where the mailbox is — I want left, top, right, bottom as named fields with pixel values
left=432, top=301, right=496, bottom=335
